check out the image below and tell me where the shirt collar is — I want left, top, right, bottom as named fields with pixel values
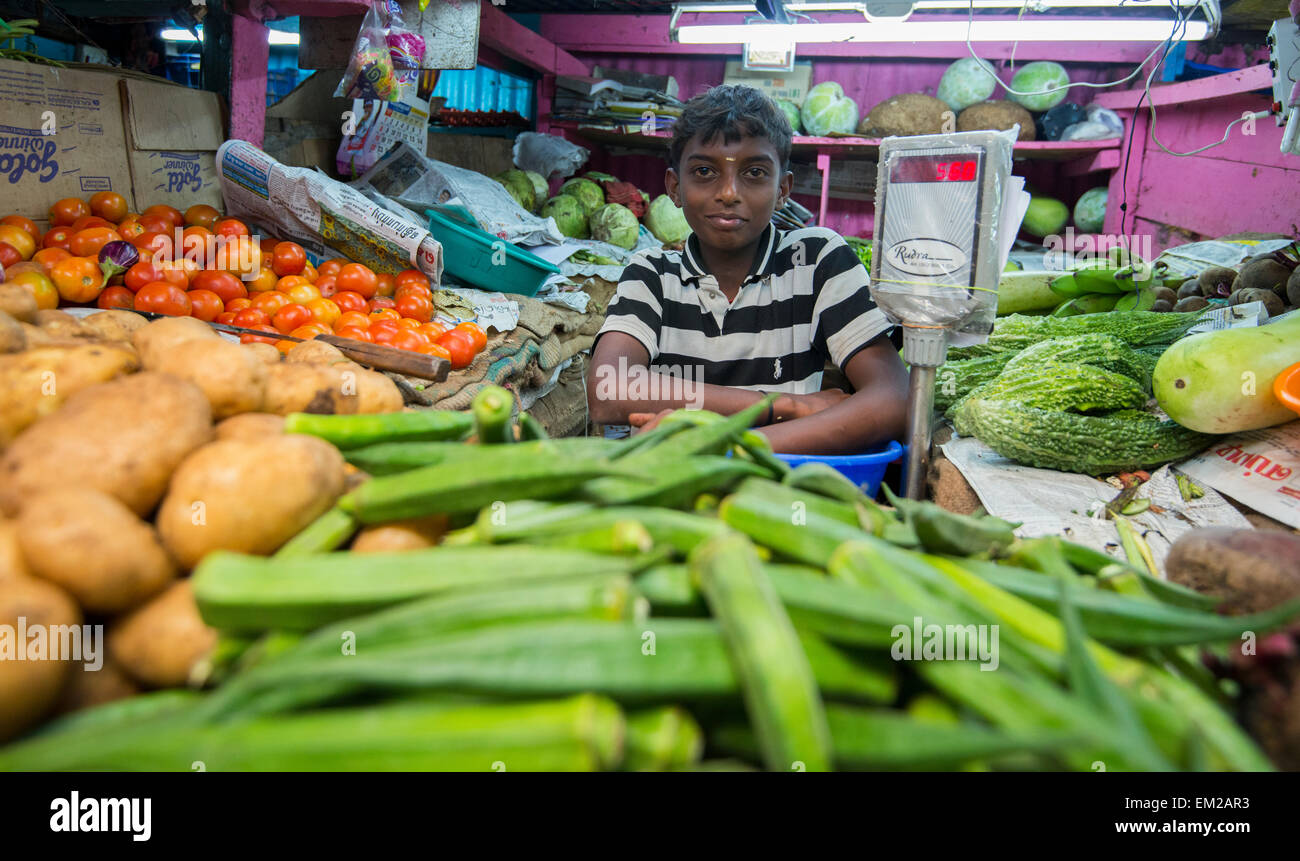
left=681, top=223, right=779, bottom=287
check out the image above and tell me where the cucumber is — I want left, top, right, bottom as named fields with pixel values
left=283, top=410, right=472, bottom=449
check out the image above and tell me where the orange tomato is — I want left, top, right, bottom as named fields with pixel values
left=336, top=311, right=370, bottom=330
left=125, top=261, right=185, bottom=292
left=217, top=236, right=261, bottom=277
left=314, top=275, right=337, bottom=298
left=369, top=319, right=400, bottom=338
left=275, top=337, right=298, bottom=356
left=117, top=219, right=146, bottom=240
left=0, top=215, right=39, bottom=241
left=395, top=317, right=422, bottom=330
left=50, top=256, right=104, bottom=303
left=187, top=288, right=224, bottom=322
left=68, top=227, right=122, bottom=258
left=370, top=326, right=400, bottom=346
left=395, top=284, right=432, bottom=303
left=214, top=218, right=250, bottom=239
left=251, top=290, right=292, bottom=319
left=336, top=263, right=378, bottom=298
left=143, top=204, right=184, bottom=229
left=419, top=321, right=449, bottom=341
left=395, top=269, right=430, bottom=291
left=317, top=258, right=348, bottom=279
left=8, top=270, right=58, bottom=310
left=389, top=329, right=429, bottom=353
left=96, top=285, right=135, bottom=310
left=32, top=247, right=72, bottom=276
left=133, top=231, right=175, bottom=263
left=395, top=293, right=433, bottom=323
left=49, top=198, right=90, bottom=227
left=184, top=204, right=221, bottom=229
left=0, top=225, right=36, bottom=260
left=289, top=323, right=331, bottom=341
left=215, top=311, right=237, bottom=326
left=271, top=241, right=307, bottom=278
left=333, top=290, right=367, bottom=314
left=233, top=308, right=271, bottom=330
left=178, top=226, right=213, bottom=267
left=0, top=243, right=20, bottom=268
left=272, top=303, right=313, bottom=334
left=137, top=215, right=173, bottom=236
left=375, top=272, right=397, bottom=298
left=455, top=321, right=488, bottom=352
left=90, top=192, right=129, bottom=223
left=283, top=282, right=321, bottom=305
left=437, top=329, right=478, bottom=370
left=239, top=323, right=281, bottom=346
left=301, top=260, right=318, bottom=283
left=247, top=266, right=279, bottom=293
left=224, top=297, right=253, bottom=313
left=305, top=297, right=341, bottom=327
left=191, top=270, right=247, bottom=304
left=368, top=308, right=400, bottom=323
left=420, top=342, right=452, bottom=361
left=334, top=326, right=372, bottom=342
left=134, top=282, right=191, bottom=316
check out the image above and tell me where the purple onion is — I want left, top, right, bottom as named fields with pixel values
left=99, top=240, right=140, bottom=280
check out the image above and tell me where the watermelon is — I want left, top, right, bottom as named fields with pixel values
left=937, top=57, right=999, bottom=113
left=1008, top=62, right=1070, bottom=113
left=1074, top=187, right=1108, bottom=234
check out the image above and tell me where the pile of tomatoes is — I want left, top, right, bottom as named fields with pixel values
left=0, top=193, right=487, bottom=370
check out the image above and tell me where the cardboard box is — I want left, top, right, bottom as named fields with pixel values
left=120, top=77, right=224, bottom=212
left=0, top=58, right=133, bottom=216
left=722, top=61, right=814, bottom=106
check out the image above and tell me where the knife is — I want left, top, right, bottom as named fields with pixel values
left=128, top=310, right=451, bottom=382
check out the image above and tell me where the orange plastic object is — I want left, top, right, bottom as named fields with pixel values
left=1274, top=361, right=1300, bottom=417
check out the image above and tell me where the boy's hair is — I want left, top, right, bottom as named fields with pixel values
left=668, top=85, right=793, bottom=172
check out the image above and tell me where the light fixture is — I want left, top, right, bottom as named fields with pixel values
left=674, top=18, right=1212, bottom=42
left=160, top=27, right=301, bottom=46
left=673, top=1, right=1205, bottom=11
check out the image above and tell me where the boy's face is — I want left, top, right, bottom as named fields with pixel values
left=666, top=132, right=793, bottom=256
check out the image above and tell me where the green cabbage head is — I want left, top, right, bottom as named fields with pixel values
left=646, top=194, right=689, bottom=245
left=524, top=171, right=548, bottom=211
left=590, top=203, right=639, bottom=250
left=775, top=98, right=802, bottom=134
left=495, top=169, right=536, bottom=213
left=541, top=195, right=589, bottom=239
left=800, top=82, right=859, bottom=136
left=560, top=177, right=605, bottom=215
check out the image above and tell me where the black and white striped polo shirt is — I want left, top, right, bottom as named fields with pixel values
left=596, top=225, right=892, bottom=394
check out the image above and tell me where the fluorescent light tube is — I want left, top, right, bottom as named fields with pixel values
left=160, top=27, right=300, bottom=46
left=675, top=18, right=1210, bottom=42
left=160, top=28, right=200, bottom=42
left=674, top=1, right=1204, bottom=10
left=268, top=30, right=301, bottom=45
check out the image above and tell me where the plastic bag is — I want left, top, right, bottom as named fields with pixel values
left=335, top=2, right=402, bottom=102
left=512, top=132, right=589, bottom=181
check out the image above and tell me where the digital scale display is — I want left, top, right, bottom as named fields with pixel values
left=888, top=155, right=980, bottom=184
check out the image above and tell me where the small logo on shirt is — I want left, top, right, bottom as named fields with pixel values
left=773, top=358, right=782, bottom=380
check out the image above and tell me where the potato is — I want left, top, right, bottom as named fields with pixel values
left=107, top=581, right=216, bottom=689
left=80, top=310, right=148, bottom=342
left=351, top=515, right=450, bottom=553
left=131, top=315, right=218, bottom=367
left=157, top=435, right=346, bottom=569
left=54, top=653, right=138, bottom=717
left=0, top=343, right=140, bottom=448
left=1166, top=528, right=1300, bottom=615
left=286, top=339, right=346, bottom=365
left=17, top=323, right=87, bottom=349
left=0, top=518, right=30, bottom=583
left=0, top=576, right=82, bottom=741
left=243, top=341, right=282, bottom=365
left=355, top=368, right=404, bottom=413
left=0, top=310, right=24, bottom=353
left=33, top=309, right=92, bottom=339
left=0, top=372, right=213, bottom=518
left=16, top=488, right=176, bottom=614
left=261, top=363, right=360, bottom=416
left=215, top=412, right=285, bottom=442
left=0, top=283, right=37, bottom=323
left=148, top=337, right=268, bottom=419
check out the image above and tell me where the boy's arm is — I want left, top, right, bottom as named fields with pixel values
left=755, top=337, right=909, bottom=455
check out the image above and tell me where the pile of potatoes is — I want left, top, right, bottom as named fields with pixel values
left=0, top=306, right=406, bottom=742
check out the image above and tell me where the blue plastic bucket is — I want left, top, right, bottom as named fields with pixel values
left=775, top=439, right=905, bottom=499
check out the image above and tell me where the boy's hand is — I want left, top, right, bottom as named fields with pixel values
left=775, top=389, right=850, bottom=422
left=629, top=409, right=675, bottom=435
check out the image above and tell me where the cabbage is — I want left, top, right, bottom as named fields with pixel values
left=1008, top=62, right=1070, bottom=113
left=541, top=195, right=589, bottom=239
left=937, top=57, right=998, bottom=113
left=589, top=203, right=639, bottom=250
left=1073, top=187, right=1108, bottom=233
left=560, top=177, right=605, bottom=214
left=775, top=98, right=802, bottom=134
left=800, top=82, right=859, bottom=137
left=524, top=171, right=548, bottom=211
left=495, top=169, right=535, bottom=213
left=585, top=171, right=618, bottom=184
left=645, top=194, right=690, bottom=245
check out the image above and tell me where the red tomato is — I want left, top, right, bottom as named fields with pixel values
left=251, top=290, right=292, bottom=319
left=68, top=227, right=122, bottom=258
left=272, top=303, right=313, bottom=334
left=336, top=263, right=378, bottom=298
left=419, top=321, right=450, bottom=342
left=215, top=311, right=238, bottom=326
left=368, top=308, right=400, bottom=323
left=420, top=342, right=452, bottom=360
left=132, top=231, right=175, bottom=263
left=395, top=284, right=432, bottom=303
left=96, top=285, right=135, bottom=310
left=317, top=258, right=347, bottom=279
left=395, top=269, right=430, bottom=291
left=143, top=204, right=184, bottom=229
left=117, top=219, right=146, bottom=240
left=390, top=329, right=429, bottom=352
left=301, top=260, right=318, bottom=284
left=369, top=296, right=397, bottom=312
left=184, top=204, right=221, bottom=229
left=50, top=256, right=104, bottom=304
left=333, top=290, right=368, bottom=314
left=455, top=321, right=488, bottom=352
left=187, top=288, right=224, bottom=322
left=437, top=329, right=478, bottom=370
left=41, top=227, right=74, bottom=251
left=334, top=326, right=372, bottom=342
left=134, top=282, right=192, bottom=316
left=369, top=319, right=401, bottom=339
left=137, top=215, right=173, bottom=236
left=396, top=317, right=422, bottom=331
left=370, top=326, right=400, bottom=346
left=49, top=198, right=90, bottom=227
left=88, top=192, right=128, bottom=223
left=395, top=293, right=433, bottom=323
left=224, top=297, right=253, bottom=313
left=125, top=261, right=184, bottom=292
left=214, top=218, right=250, bottom=239
left=314, top=275, right=337, bottom=298
left=0, top=242, right=21, bottom=268
left=232, top=308, right=270, bottom=329
left=271, top=241, right=307, bottom=278
left=375, top=272, right=397, bottom=298
left=336, top=311, right=370, bottom=331
left=239, top=323, right=281, bottom=345
left=191, top=270, right=247, bottom=304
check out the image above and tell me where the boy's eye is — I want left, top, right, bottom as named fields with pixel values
left=744, top=167, right=768, bottom=178
left=692, top=166, right=715, bottom=178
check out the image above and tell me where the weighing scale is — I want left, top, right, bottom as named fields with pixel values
left=869, top=129, right=1018, bottom=499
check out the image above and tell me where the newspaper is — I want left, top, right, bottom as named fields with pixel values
left=1188, top=300, right=1268, bottom=333
left=941, top=435, right=1252, bottom=571
left=216, top=140, right=442, bottom=282
left=433, top=286, right=519, bottom=333
left=1175, top=421, right=1300, bottom=529
left=1156, top=238, right=1295, bottom=278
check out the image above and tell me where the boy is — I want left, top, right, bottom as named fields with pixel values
left=588, top=84, right=908, bottom=454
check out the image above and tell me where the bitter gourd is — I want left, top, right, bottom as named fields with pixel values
left=1001, top=334, right=1150, bottom=388
left=948, top=311, right=1204, bottom=361
left=949, top=361, right=1148, bottom=434
left=933, top=353, right=1018, bottom=411
left=959, top=397, right=1217, bottom=475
